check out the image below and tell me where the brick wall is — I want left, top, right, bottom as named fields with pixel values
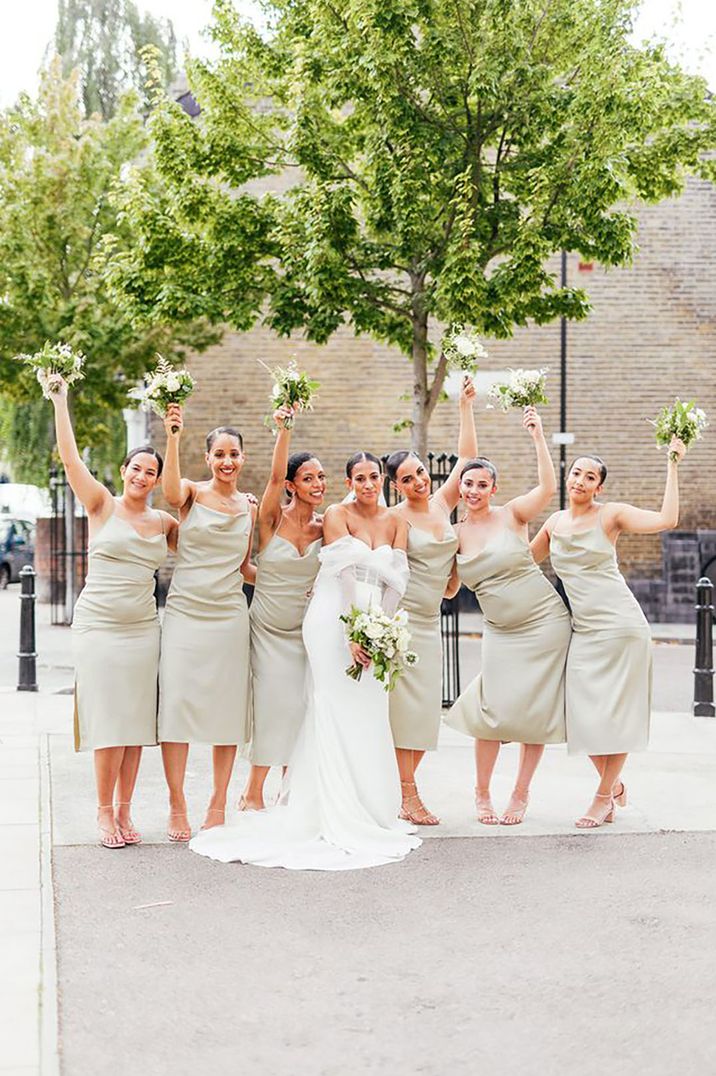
left=151, top=175, right=716, bottom=581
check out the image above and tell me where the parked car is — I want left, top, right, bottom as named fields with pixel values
left=0, top=517, right=35, bottom=587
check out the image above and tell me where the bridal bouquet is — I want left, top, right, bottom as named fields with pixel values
left=441, top=325, right=488, bottom=376
left=650, top=398, right=707, bottom=461
left=487, top=368, right=549, bottom=411
left=261, top=359, right=319, bottom=430
left=17, top=341, right=85, bottom=399
left=340, top=606, right=419, bottom=692
left=127, top=355, right=195, bottom=427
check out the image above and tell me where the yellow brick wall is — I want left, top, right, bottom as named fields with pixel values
left=151, top=176, right=716, bottom=579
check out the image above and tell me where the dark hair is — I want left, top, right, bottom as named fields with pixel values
left=206, top=426, right=243, bottom=452
left=346, top=451, right=381, bottom=479
left=385, top=450, right=420, bottom=483
left=460, top=457, right=497, bottom=487
left=286, top=451, right=319, bottom=484
left=569, top=455, right=607, bottom=484
left=121, top=445, right=164, bottom=477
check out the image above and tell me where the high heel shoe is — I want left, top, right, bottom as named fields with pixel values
left=167, top=808, right=192, bottom=843
left=200, top=807, right=226, bottom=831
left=475, top=787, right=499, bottom=826
left=575, top=793, right=615, bottom=829
left=500, top=791, right=529, bottom=826
left=613, top=780, right=628, bottom=808
left=115, top=802, right=142, bottom=845
left=398, top=781, right=440, bottom=826
left=97, top=805, right=125, bottom=849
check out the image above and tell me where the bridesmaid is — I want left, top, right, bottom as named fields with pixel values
left=385, top=376, right=477, bottom=825
left=159, top=403, right=256, bottom=839
left=530, top=437, right=685, bottom=827
left=445, top=408, right=572, bottom=825
left=49, top=375, right=177, bottom=848
left=240, top=405, right=325, bottom=809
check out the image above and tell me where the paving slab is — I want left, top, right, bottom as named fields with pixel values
left=49, top=708, right=716, bottom=847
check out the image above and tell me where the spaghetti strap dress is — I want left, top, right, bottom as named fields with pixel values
left=159, top=499, right=252, bottom=746
left=249, top=532, right=321, bottom=765
left=549, top=514, right=652, bottom=754
left=446, top=527, right=571, bottom=744
left=72, top=511, right=167, bottom=752
left=389, top=519, right=458, bottom=750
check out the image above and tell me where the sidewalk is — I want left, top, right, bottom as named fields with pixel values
left=0, top=583, right=714, bottom=1074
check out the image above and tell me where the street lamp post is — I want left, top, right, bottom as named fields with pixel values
left=552, top=250, right=574, bottom=508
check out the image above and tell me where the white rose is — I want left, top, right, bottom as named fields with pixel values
left=365, top=622, right=385, bottom=641
left=453, top=335, right=474, bottom=357
left=165, top=375, right=180, bottom=393
left=271, top=383, right=282, bottom=399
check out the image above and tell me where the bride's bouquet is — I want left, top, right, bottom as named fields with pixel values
left=17, top=341, right=85, bottom=399
left=260, top=358, right=319, bottom=430
left=650, top=398, right=707, bottom=461
left=441, top=325, right=488, bottom=376
left=486, top=368, right=549, bottom=411
left=340, top=606, right=419, bottom=692
left=127, top=355, right=195, bottom=430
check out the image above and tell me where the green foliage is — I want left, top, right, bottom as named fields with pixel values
left=107, top=0, right=716, bottom=454
left=0, top=59, right=218, bottom=484
left=55, top=0, right=178, bottom=119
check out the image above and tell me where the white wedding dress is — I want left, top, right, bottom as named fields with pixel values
left=189, top=536, right=422, bottom=871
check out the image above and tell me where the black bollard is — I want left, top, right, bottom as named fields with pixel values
left=693, top=576, right=714, bottom=717
left=17, top=565, right=38, bottom=693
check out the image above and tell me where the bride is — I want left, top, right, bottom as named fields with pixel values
left=189, top=451, right=422, bottom=870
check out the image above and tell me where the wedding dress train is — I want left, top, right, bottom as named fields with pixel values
left=189, top=536, right=422, bottom=870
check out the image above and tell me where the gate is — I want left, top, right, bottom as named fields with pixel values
left=382, top=452, right=461, bottom=707
left=49, top=466, right=88, bottom=625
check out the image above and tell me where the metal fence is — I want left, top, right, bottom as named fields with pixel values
left=382, top=452, right=461, bottom=707
left=49, top=466, right=88, bottom=626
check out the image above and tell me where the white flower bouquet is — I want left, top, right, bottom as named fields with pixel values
left=650, top=398, right=707, bottom=461
left=127, top=355, right=195, bottom=432
left=340, top=606, right=419, bottom=692
left=17, top=341, right=85, bottom=399
left=441, top=325, right=488, bottom=376
left=487, top=368, right=549, bottom=411
left=260, top=359, right=319, bottom=430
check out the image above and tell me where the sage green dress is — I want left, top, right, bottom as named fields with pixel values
left=446, top=527, right=571, bottom=744
left=549, top=514, right=652, bottom=754
left=249, top=532, right=321, bottom=766
left=389, top=519, right=458, bottom=750
left=72, top=511, right=167, bottom=752
left=159, top=499, right=252, bottom=746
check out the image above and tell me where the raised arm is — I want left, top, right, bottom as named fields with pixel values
left=433, top=376, right=478, bottom=513
left=48, top=376, right=111, bottom=516
left=530, top=512, right=559, bottom=564
left=162, top=404, right=195, bottom=510
left=605, top=436, right=685, bottom=536
left=258, top=406, right=295, bottom=547
left=508, top=409, right=557, bottom=525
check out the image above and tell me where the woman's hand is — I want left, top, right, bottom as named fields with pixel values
left=164, top=404, right=183, bottom=439
left=349, top=641, right=372, bottom=668
left=46, top=374, right=68, bottom=401
left=460, top=376, right=477, bottom=405
left=669, top=436, right=687, bottom=464
left=523, top=406, right=543, bottom=439
left=273, top=404, right=296, bottom=430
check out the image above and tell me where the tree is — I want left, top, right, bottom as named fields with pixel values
left=55, top=0, right=178, bottom=119
left=0, top=59, right=217, bottom=485
left=107, top=0, right=716, bottom=458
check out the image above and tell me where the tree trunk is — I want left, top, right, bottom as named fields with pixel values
left=410, top=308, right=430, bottom=461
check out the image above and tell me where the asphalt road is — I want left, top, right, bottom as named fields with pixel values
left=54, top=833, right=716, bottom=1076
